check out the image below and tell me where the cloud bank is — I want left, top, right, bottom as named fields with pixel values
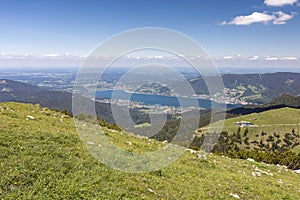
left=264, top=0, right=298, bottom=7
left=220, top=11, right=296, bottom=25
left=0, top=53, right=298, bottom=68
left=221, top=55, right=298, bottom=62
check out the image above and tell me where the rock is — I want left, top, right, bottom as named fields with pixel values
left=294, top=169, right=300, bottom=174
left=147, top=188, right=156, bottom=194
left=229, top=193, right=240, bottom=199
left=26, top=115, right=35, bottom=120
left=252, top=171, right=261, bottom=177
left=252, top=166, right=273, bottom=176
left=197, top=153, right=207, bottom=160
left=247, top=158, right=255, bottom=162
left=186, top=149, right=197, bottom=154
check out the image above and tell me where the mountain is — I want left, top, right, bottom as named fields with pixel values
left=269, top=93, right=300, bottom=107
left=188, top=72, right=300, bottom=104
left=227, top=93, right=300, bottom=116
left=1, top=102, right=300, bottom=199
left=0, top=79, right=114, bottom=122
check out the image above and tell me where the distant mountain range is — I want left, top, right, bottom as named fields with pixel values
left=1, top=74, right=300, bottom=125
left=227, top=93, right=300, bottom=116
left=189, top=72, right=300, bottom=104
left=0, top=79, right=115, bottom=122
left=269, top=93, right=300, bottom=107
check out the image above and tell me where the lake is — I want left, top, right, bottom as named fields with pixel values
left=95, top=90, right=240, bottom=109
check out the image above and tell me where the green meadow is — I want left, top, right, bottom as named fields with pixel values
left=1, top=102, right=300, bottom=199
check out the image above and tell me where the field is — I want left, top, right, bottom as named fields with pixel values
left=1, top=102, right=300, bottom=199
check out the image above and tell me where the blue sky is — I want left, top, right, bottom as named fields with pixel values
left=0, top=0, right=299, bottom=68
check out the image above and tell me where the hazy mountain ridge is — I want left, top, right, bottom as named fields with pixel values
left=0, top=79, right=115, bottom=122
left=269, top=93, right=300, bottom=107
left=189, top=72, right=300, bottom=103
left=227, top=93, right=300, bottom=116
left=1, top=77, right=300, bottom=127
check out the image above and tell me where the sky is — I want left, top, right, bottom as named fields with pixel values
left=0, top=0, right=299, bottom=69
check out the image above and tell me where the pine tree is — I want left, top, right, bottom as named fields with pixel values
left=243, top=128, right=249, bottom=137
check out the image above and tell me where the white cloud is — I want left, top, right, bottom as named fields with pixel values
left=273, top=11, right=296, bottom=24
left=220, top=12, right=275, bottom=25
left=220, top=11, right=295, bottom=26
left=280, top=56, right=298, bottom=60
left=223, top=56, right=235, bottom=60
left=0, top=54, right=31, bottom=59
left=265, top=57, right=279, bottom=61
left=0, top=53, right=87, bottom=60
left=220, top=55, right=299, bottom=62
left=264, top=0, right=298, bottom=7
left=43, top=54, right=59, bottom=58
left=249, top=56, right=259, bottom=61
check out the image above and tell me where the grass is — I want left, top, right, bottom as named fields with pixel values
left=200, top=107, right=300, bottom=136
left=198, top=107, right=300, bottom=151
left=1, top=102, right=300, bottom=199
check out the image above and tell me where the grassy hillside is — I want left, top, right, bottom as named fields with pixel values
left=198, top=108, right=300, bottom=155
left=207, top=107, right=300, bottom=135
left=1, top=102, right=300, bottom=199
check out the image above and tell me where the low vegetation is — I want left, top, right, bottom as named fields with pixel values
left=196, top=107, right=300, bottom=169
left=1, top=102, right=300, bottom=199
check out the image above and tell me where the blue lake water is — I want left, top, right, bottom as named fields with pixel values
left=95, top=90, right=240, bottom=109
